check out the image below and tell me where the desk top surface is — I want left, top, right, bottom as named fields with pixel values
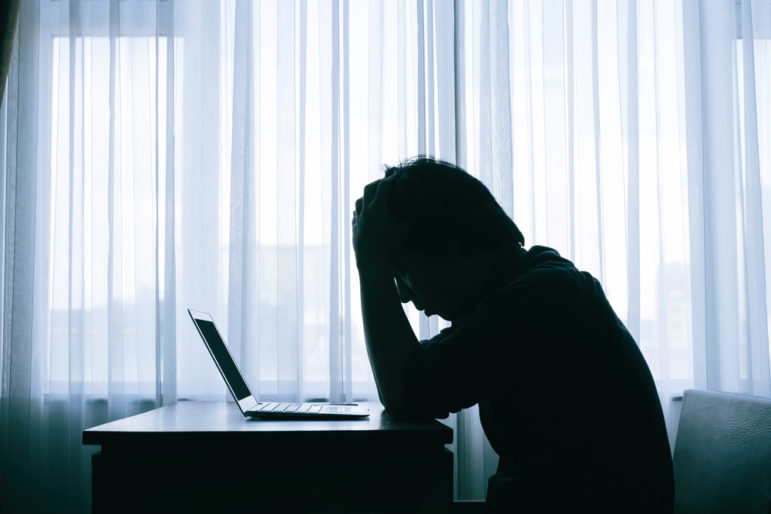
left=83, top=401, right=453, bottom=449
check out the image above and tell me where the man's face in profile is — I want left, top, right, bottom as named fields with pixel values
left=392, top=250, right=466, bottom=321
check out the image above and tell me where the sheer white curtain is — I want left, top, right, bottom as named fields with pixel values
left=452, top=0, right=771, bottom=495
left=1, top=0, right=770, bottom=512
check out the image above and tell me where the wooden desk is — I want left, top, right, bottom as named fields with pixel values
left=83, top=401, right=453, bottom=513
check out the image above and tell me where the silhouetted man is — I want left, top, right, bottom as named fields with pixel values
left=352, top=158, right=674, bottom=513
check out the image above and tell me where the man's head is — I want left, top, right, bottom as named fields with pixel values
left=385, top=157, right=524, bottom=257
left=384, top=157, right=525, bottom=320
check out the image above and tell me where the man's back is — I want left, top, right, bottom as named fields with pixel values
left=406, top=246, right=674, bottom=512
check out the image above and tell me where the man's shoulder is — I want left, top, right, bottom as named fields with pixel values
left=490, top=250, right=586, bottom=303
left=469, top=248, right=602, bottom=335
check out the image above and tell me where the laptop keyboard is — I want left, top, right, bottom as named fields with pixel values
left=255, top=402, right=323, bottom=414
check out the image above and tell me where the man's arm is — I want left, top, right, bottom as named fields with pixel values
left=352, top=178, right=419, bottom=418
left=357, top=260, right=419, bottom=417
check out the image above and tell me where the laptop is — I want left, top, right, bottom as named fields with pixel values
left=188, top=308, right=370, bottom=420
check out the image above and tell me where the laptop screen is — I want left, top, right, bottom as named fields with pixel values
left=192, top=318, right=252, bottom=401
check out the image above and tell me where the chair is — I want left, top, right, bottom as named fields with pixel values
left=673, top=389, right=771, bottom=514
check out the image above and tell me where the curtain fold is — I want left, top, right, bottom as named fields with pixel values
left=683, top=0, right=771, bottom=398
left=1, top=1, right=45, bottom=511
left=1, top=1, right=770, bottom=512
left=0, top=0, right=20, bottom=103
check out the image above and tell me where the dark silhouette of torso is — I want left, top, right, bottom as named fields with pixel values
left=405, top=246, right=674, bottom=513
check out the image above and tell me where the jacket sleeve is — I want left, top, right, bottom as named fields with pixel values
left=403, top=300, right=517, bottom=419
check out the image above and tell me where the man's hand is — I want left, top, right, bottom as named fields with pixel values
left=352, top=177, right=411, bottom=269
left=352, top=177, right=420, bottom=418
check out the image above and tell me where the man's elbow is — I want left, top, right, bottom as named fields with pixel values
left=383, top=400, right=411, bottom=420
left=375, top=385, right=412, bottom=419
left=383, top=398, right=434, bottom=420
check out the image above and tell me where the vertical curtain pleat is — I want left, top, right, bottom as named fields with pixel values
left=154, top=0, right=162, bottom=407
left=341, top=0, right=353, bottom=402
left=417, top=0, right=432, bottom=342
left=397, top=0, right=407, bottom=158
left=521, top=0, right=537, bottom=243
left=698, top=0, right=741, bottom=391
left=490, top=0, right=513, bottom=226
left=565, top=0, right=575, bottom=261
left=106, top=0, right=121, bottom=419
left=368, top=0, right=384, bottom=180
left=0, top=1, right=43, bottom=510
left=475, top=0, right=491, bottom=189
left=682, top=0, right=707, bottom=390
left=228, top=0, right=253, bottom=377
left=620, top=0, right=641, bottom=346
left=456, top=403, right=486, bottom=499
left=426, top=0, right=436, bottom=158
left=453, top=0, right=466, bottom=169
left=328, top=0, right=342, bottom=403
left=590, top=0, right=605, bottom=285
left=277, top=0, right=298, bottom=400
left=739, top=0, right=771, bottom=397
left=176, top=0, right=222, bottom=400
left=297, top=0, right=307, bottom=401
left=541, top=0, right=567, bottom=251
left=434, top=0, right=454, bottom=162
left=651, top=0, right=668, bottom=382
left=66, top=2, right=87, bottom=507
left=250, top=0, right=262, bottom=399
left=417, top=0, right=426, bottom=155
left=161, top=0, right=176, bottom=406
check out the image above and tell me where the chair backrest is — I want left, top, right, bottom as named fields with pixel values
left=673, top=389, right=771, bottom=514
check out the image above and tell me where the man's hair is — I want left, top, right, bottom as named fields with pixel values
left=385, top=157, right=525, bottom=258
